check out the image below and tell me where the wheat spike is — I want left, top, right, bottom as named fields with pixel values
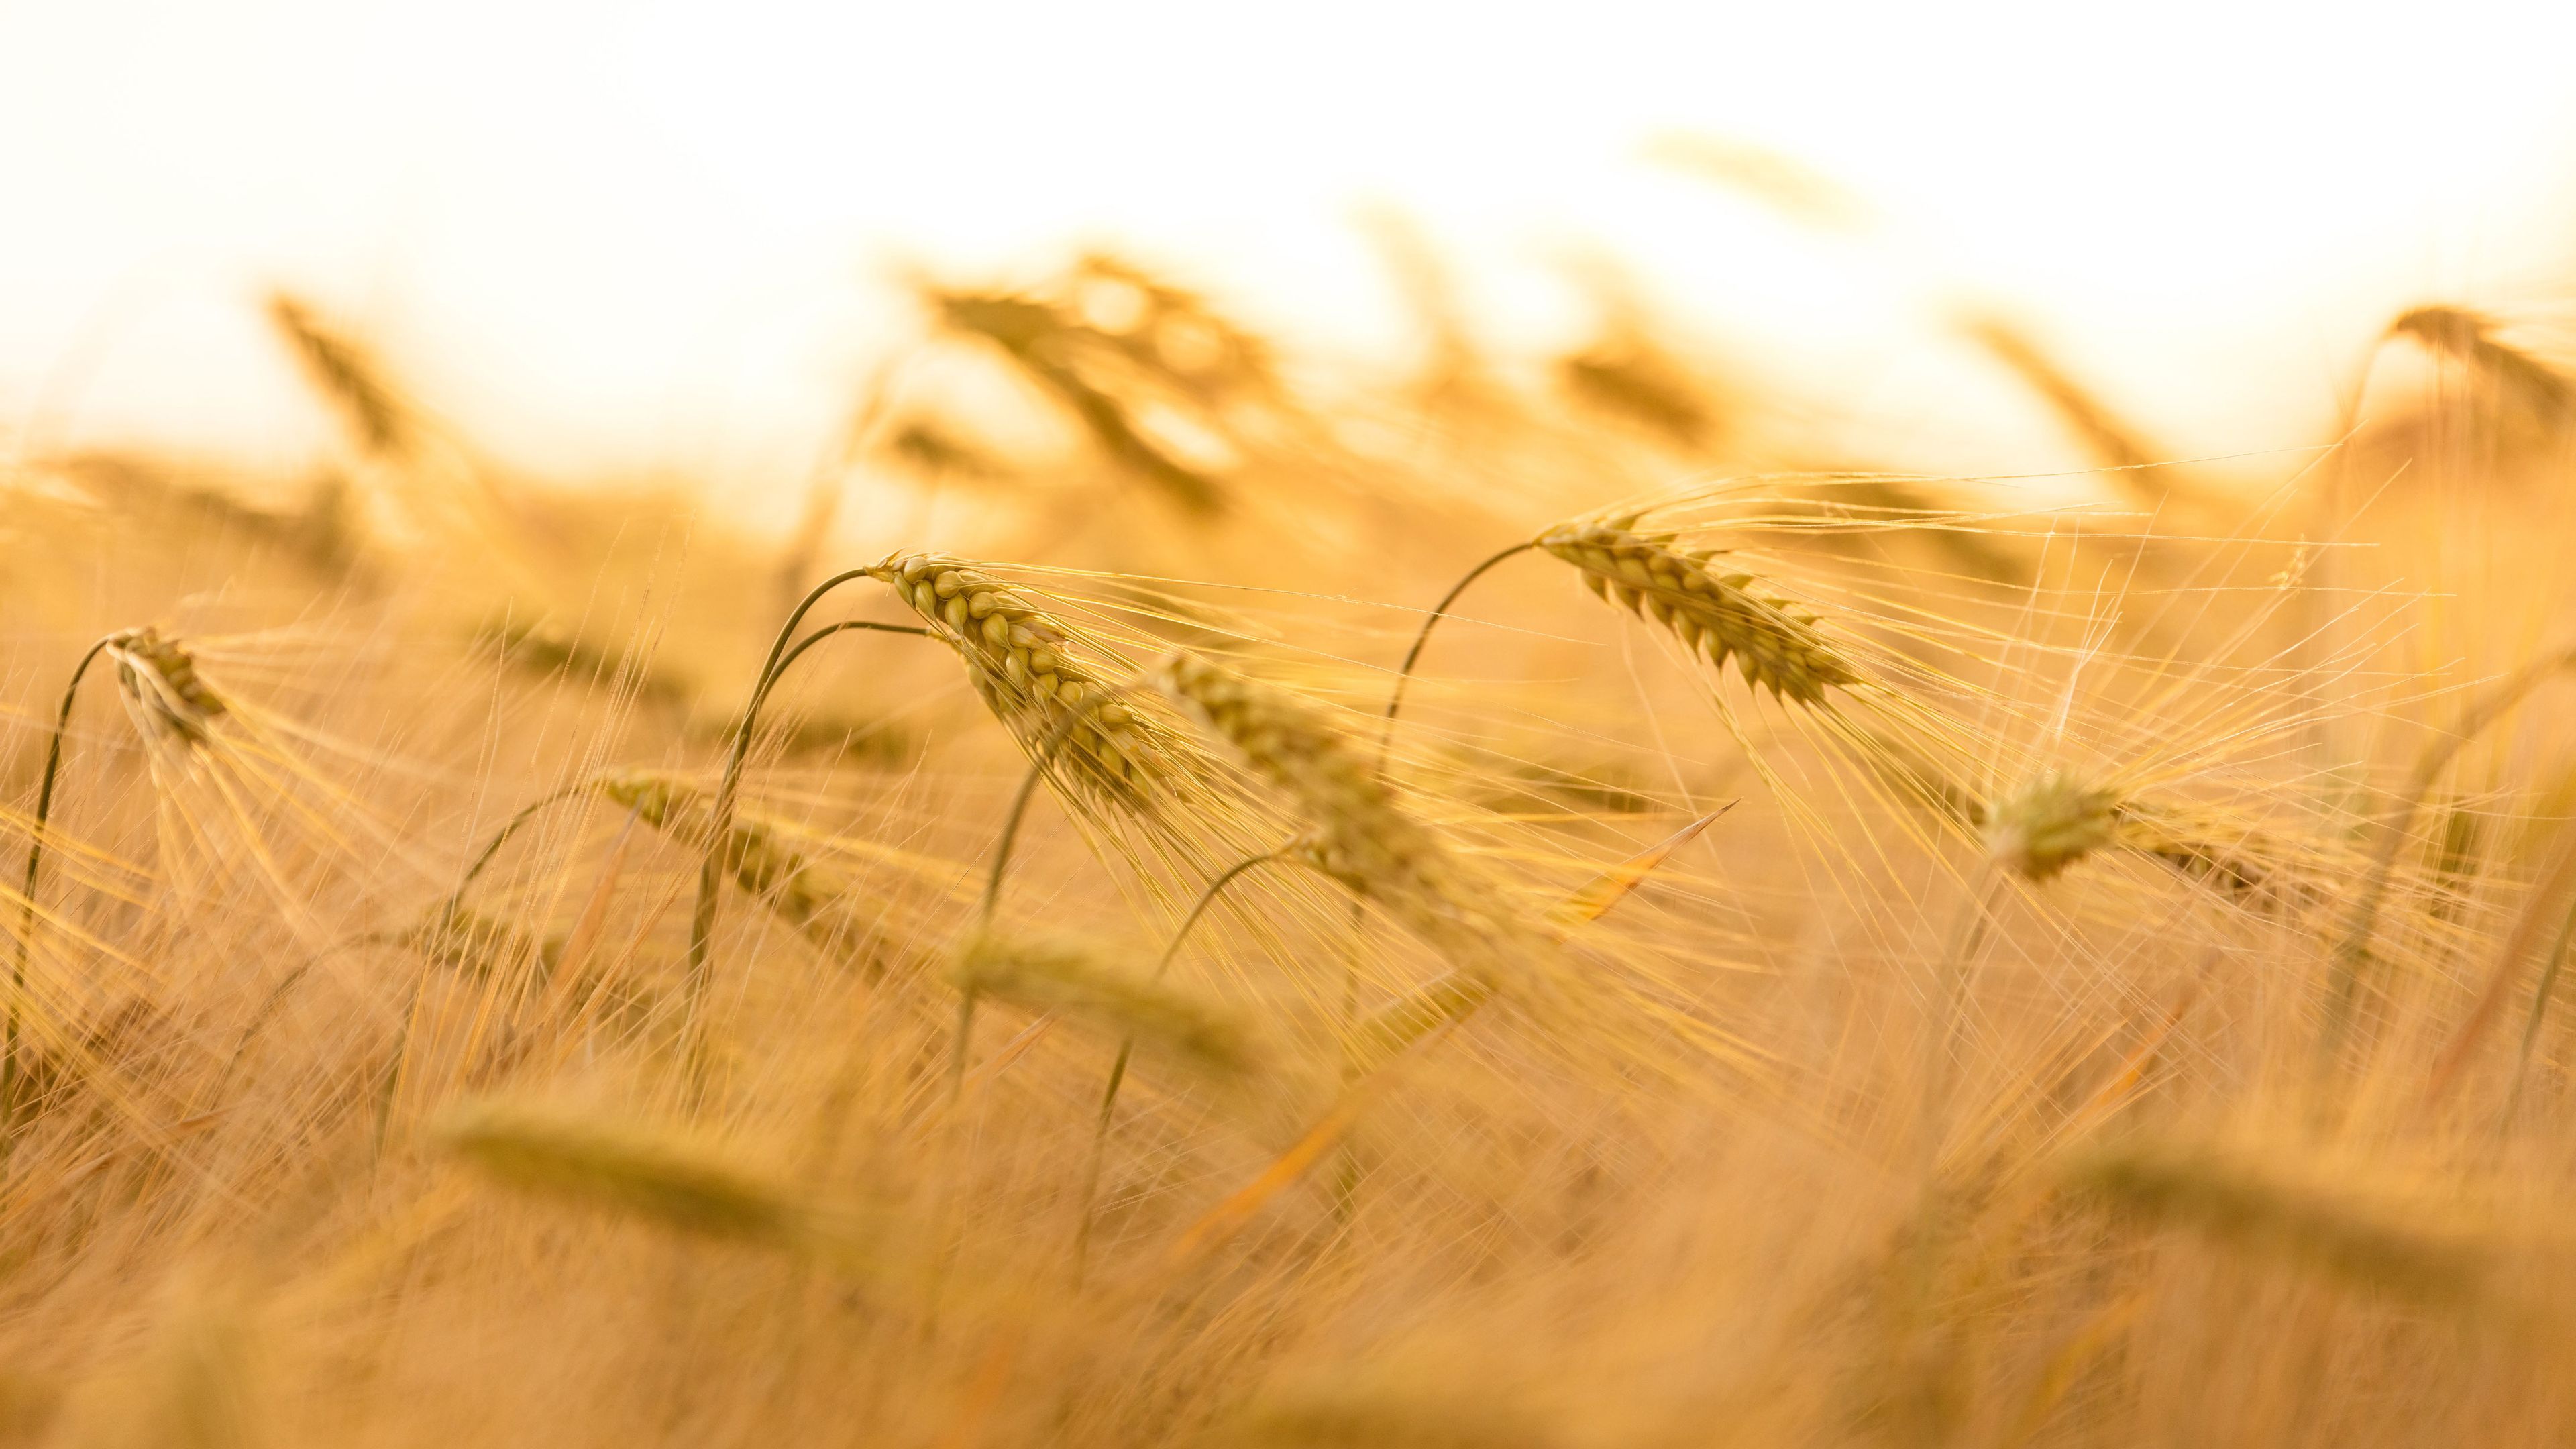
left=439, top=1100, right=845, bottom=1249
left=595, top=771, right=904, bottom=978
left=951, top=931, right=1259, bottom=1081
left=2063, top=1141, right=2493, bottom=1308
left=266, top=292, right=411, bottom=458
left=864, top=553, right=1199, bottom=811
left=1536, top=515, right=1858, bottom=704
left=2388, top=304, right=2573, bottom=423
left=1151, top=651, right=1424, bottom=883
left=1982, top=772, right=2121, bottom=883
left=105, top=627, right=227, bottom=746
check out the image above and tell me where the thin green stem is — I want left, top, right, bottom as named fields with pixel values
left=443, top=784, right=594, bottom=919
left=1373, top=539, right=1535, bottom=773
left=218, top=932, right=393, bottom=1099
left=772, top=619, right=930, bottom=682
left=1320, top=538, right=1532, bottom=1213
left=976, top=686, right=1140, bottom=929
left=6, top=634, right=114, bottom=1152
left=2500, top=890, right=2576, bottom=1135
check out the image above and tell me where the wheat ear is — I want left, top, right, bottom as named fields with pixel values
left=947, top=933, right=1258, bottom=1083
left=866, top=553, right=1196, bottom=811
left=1152, top=652, right=1461, bottom=929
left=1538, top=514, right=1859, bottom=704
left=439, top=1101, right=871, bottom=1260
left=2063, top=1141, right=2492, bottom=1308
left=1382, top=509, right=1875, bottom=771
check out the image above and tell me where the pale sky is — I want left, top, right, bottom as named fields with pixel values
left=7, top=0, right=2575, bottom=513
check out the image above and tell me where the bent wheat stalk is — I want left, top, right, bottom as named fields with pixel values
left=1376, top=540, right=1538, bottom=759
left=1074, top=845, right=1295, bottom=1277
left=687, top=568, right=931, bottom=1102
left=7, top=633, right=115, bottom=1145
left=2426, top=827, right=2576, bottom=1109
left=2322, top=645, right=2576, bottom=1075
left=2500, top=892, right=2576, bottom=1132
left=9, top=628, right=227, bottom=1149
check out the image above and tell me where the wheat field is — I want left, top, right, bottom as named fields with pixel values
left=7, top=246, right=2576, bottom=1448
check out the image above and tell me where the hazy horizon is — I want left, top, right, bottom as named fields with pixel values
left=9, top=0, right=2576, bottom=511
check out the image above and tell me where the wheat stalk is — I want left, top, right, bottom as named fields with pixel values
left=1074, top=844, right=1294, bottom=1276
left=2323, top=644, right=2576, bottom=1075
left=683, top=566, right=936, bottom=1104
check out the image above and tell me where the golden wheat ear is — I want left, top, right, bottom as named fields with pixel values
left=949, top=931, right=1260, bottom=1084
left=1537, top=517, right=1860, bottom=705
left=1150, top=651, right=1497, bottom=949
left=1982, top=772, right=2122, bottom=884
left=865, top=554, right=1210, bottom=810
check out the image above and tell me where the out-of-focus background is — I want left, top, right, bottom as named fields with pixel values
left=9, top=0, right=2576, bottom=515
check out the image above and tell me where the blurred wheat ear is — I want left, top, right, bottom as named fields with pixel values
left=267, top=292, right=413, bottom=460
left=1982, top=772, right=2121, bottom=884
left=437, top=1100, right=877, bottom=1261
left=2062, top=1141, right=2498, bottom=1311
left=2387, top=305, right=2575, bottom=427
left=949, top=931, right=1261, bottom=1085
